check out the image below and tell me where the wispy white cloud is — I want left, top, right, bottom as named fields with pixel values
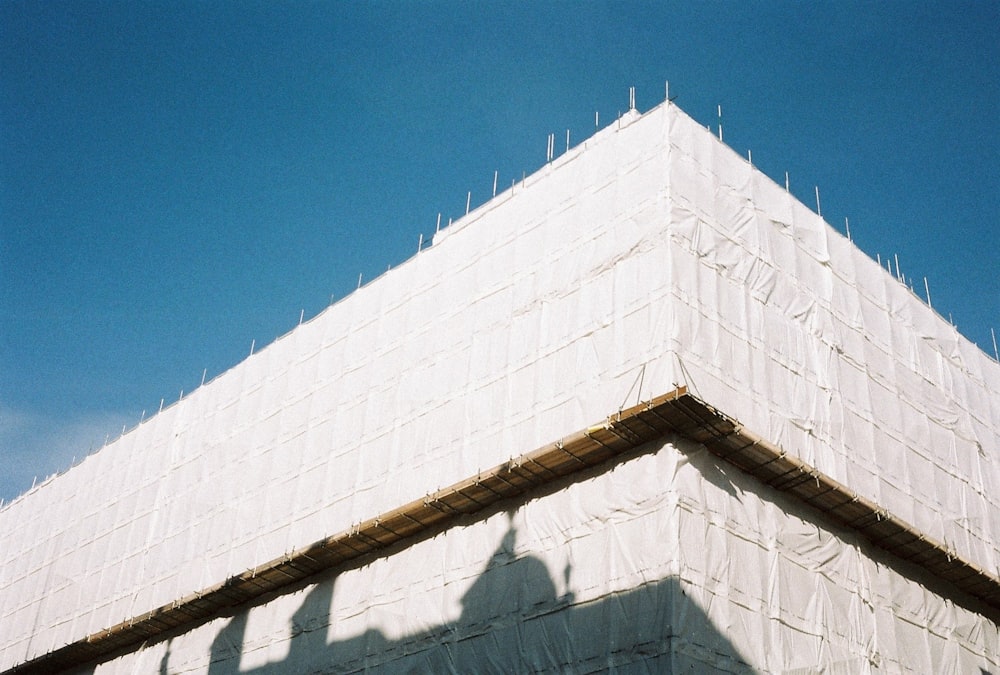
left=0, top=404, right=132, bottom=505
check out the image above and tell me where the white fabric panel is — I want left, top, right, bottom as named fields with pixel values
left=84, top=441, right=999, bottom=674
left=663, top=104, right=1000, bottom=575
left=1, top=101, right=998, bottom=671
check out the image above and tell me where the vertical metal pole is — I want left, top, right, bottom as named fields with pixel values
left=815, top=186, right=822, bottom=216
left=493, top=171, right=498, bottom=198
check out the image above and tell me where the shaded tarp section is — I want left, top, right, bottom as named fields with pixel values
left=95, top=441, right=998, bottom=674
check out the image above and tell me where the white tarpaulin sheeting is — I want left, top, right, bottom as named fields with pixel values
left=1, top=101, right=997, bottom=672
left=90, top=441, right=1000, bottom=673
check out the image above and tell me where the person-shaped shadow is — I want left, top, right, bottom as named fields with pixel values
left=206, top=518, right=750, bottom=673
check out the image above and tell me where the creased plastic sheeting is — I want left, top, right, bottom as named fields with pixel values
left=2, top=100, right=999, bottom=671
left=663, top=103, right=1000, bottom=578
left=90, top=441, right=999, bottom=674
left=0, top=107, right=680, bottom=670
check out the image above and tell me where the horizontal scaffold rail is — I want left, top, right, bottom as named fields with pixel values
left=9, top=386, right=1000, bottom=673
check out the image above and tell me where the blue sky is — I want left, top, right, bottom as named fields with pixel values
left=2, top=1, right=997, bottom=504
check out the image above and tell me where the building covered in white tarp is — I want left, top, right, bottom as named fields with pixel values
left=2, top=95, right=999, bottom=674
